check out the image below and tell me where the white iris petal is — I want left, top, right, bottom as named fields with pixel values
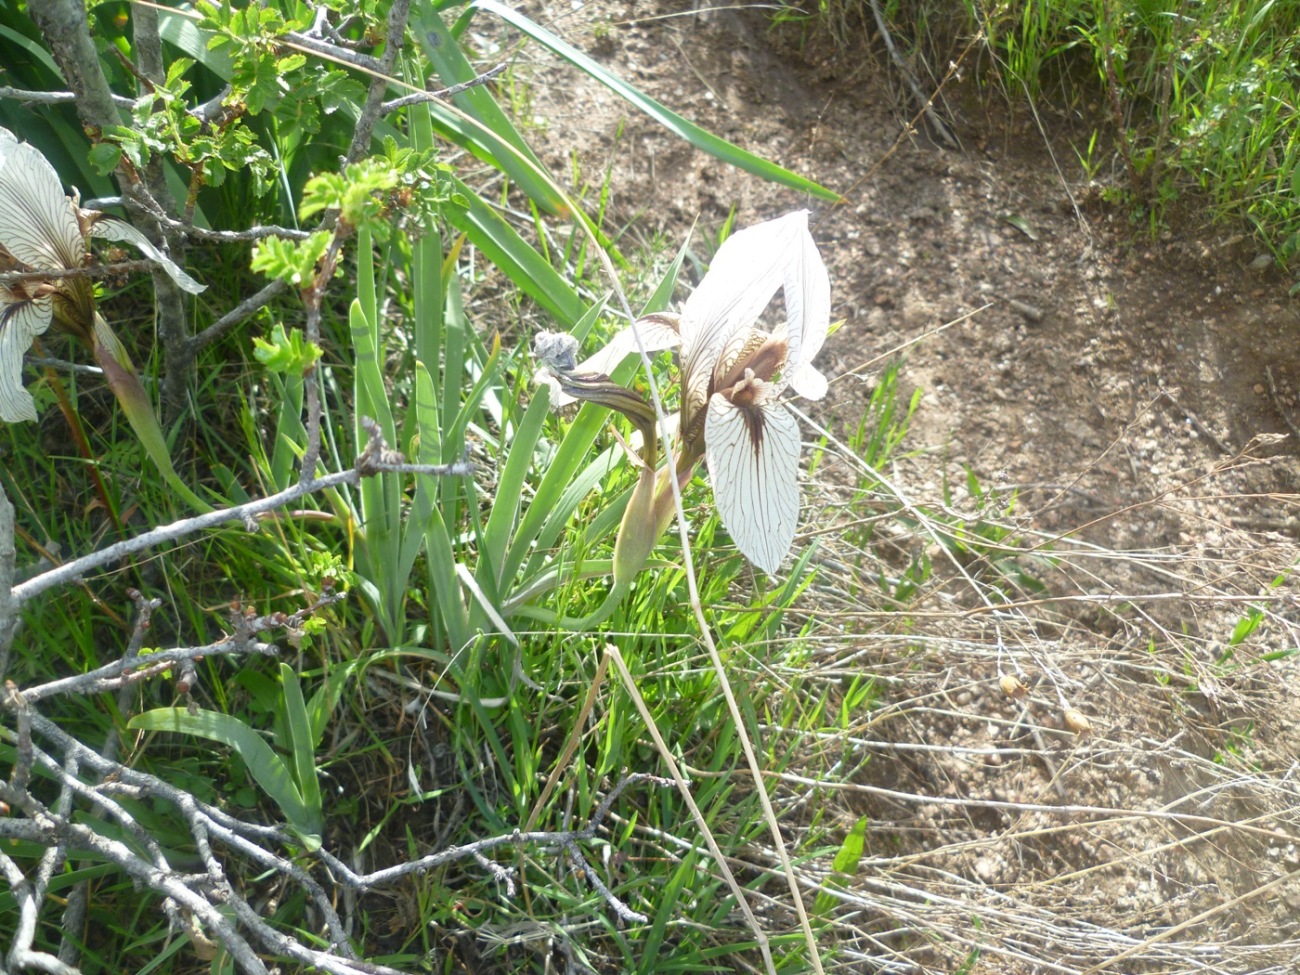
left=0, top=297, right=53, bottom=422
left=782, top=223, right=831, bottom=401
left=689, top=210, right=829, bottom=573
left=679, top=214, right=800, bottom=401
left=545, top=209, right=830, bottom=575
left=0, top=141, right=85, bottom=271
left=90, top=217, right=207, bottom=295
left=0, top=130, right=208, bottom=423
left=704, top=391, right=802, bottom=575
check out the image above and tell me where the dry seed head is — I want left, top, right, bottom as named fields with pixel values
left=1064, top=708, right=1093, bottom=735
left=999, top=674, right=1028, bottom=699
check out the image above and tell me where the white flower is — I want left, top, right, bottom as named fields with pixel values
left=0, top=127, right=204, bottom=422
left=679, top=210, right=829, bottom=573
left=551, top=211, right=831, bottom=574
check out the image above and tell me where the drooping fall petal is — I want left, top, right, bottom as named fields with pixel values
left=0, top=296, right=53, bottom=422
left=547, top=314, right=682, bottom=408
left=572, top=313, right=682, bottom=377
left=704, top=390, right=802, bottom=574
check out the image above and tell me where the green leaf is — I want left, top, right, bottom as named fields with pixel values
left=279, top=664, right=322, bottom=827
left=831, top=815, right=868, bottom=874
left=443, top=175, right=587, bottom=326
left=87, top=143, right=122, bottom=176
left=252, top=322, right=322, bottom=374
left=473, top=0, right=841, bottom=202
left=156, top=10, right=235, bottom=79
left=411, top=4, right=569, bottom=216
left=128, top=707, right=322, bottom=847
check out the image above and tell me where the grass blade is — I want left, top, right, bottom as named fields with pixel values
left=128, top=707, right=321, bottom=845
left=473, top=0, right=841, bottom=202
left=410, top=4, right=569, bottom=216
left=444, top=175, right=588, bottom=326
left=279, top=663, right=323, bottom=828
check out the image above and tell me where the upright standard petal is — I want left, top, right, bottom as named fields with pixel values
left=0, top=141, right=84, bottom=271
left=0, top=295, right=53, bottom=422
left=780, top=216, right=831, bottom=401
left=88, top=217, right=207, bottom=294
left=704, top=392, right=802, bottom=574
left=678, top=212, right=810, bottom=401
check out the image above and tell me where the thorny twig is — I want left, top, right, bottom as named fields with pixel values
left=381, top=63, right=509, bottom=113
left=0, top=260, right=158, bottom=286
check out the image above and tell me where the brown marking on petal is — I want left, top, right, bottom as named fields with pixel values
left=722, top=371, right=771, bottom=455
left=738, top=402, right=766, bottom=456
left=713, top=334, right=787, bottom=393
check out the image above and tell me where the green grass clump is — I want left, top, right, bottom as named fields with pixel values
left=787, top=0, right=1300, bottom=261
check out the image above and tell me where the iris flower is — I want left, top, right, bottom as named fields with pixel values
left=0, top=127, right=210, bottom=509
left=540, top=210, right=830, bottom=577
left=0, top=126, right=203, bottom=422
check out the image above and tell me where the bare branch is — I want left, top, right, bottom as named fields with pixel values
left=0, top=260, right=156, bottom=286
left=381, top=63, right=509, bottom=114
left=85, top=200, right=315, bottom=244
left=12, top=444, right=470, bottom=606
left=0, top=483, right=15, bottom=679
left=187, top=278, right=289, bottom=352
left=0, top=85, right=134, bottom=109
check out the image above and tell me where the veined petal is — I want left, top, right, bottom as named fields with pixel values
left=780, top=216, right=831, bottom=401
left=550, top=313, right=682, bottom=407
left=573, top=313, right=681, bottom=377
left=0, top=294, right=53, bottom=422
left=0, top=127, right=15, bottom=147
left=679, top=213, right=808, bottom=401
left=0, top=141, right=84, bottom=271
left=787, top=361, right=828, bottom=400
left=89, top=216, right=207, bottom=294
left=704, top=392, right=802, bottom=574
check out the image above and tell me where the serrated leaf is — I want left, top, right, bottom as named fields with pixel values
left=88, top=143, right=122, bottom=176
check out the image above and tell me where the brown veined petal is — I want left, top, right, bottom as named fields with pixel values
left=0, top=293, right=53, bottom=422
left=679, top=214, right=802, bottom=412
left=0, top=141, right=84, bottom=271
left=88, top=216, right=207, bottom=294
left=704, top=390, right=802, bottom=574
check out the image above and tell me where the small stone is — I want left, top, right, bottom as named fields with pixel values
left=1254, top=384, right=1266, bottom=395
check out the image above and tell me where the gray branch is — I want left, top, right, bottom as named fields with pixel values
left=13, top=431, right=471, bottom=606
left=0, top=85, right=134, bottom=109
left=0, top=482, right=15, bottom=680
